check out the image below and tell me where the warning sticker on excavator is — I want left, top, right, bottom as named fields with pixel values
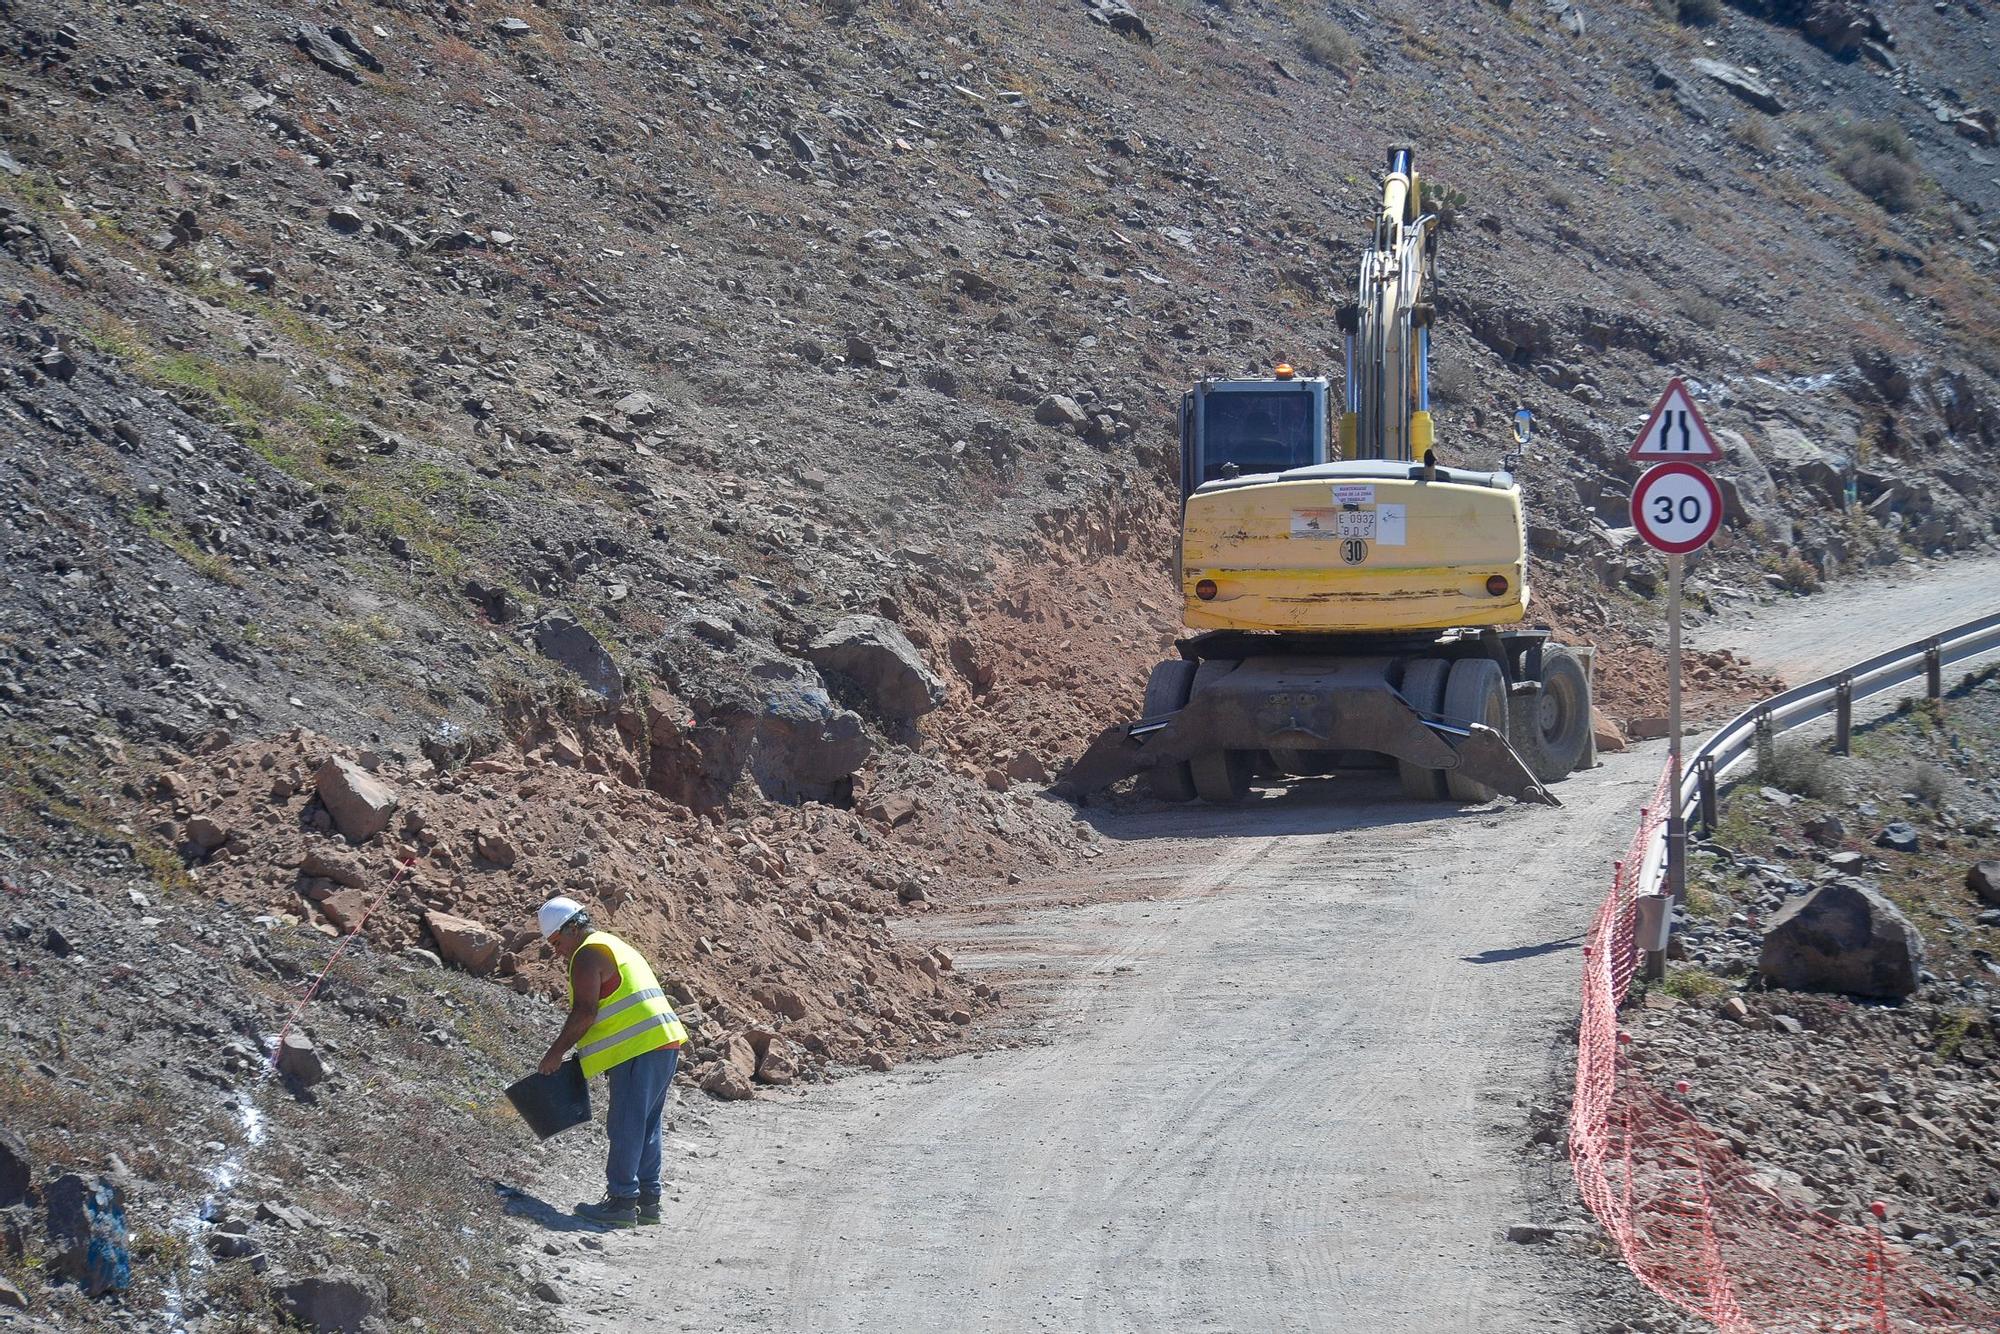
left=1375, top=504, right=1406, bottom=546
left=1290, top=508, right=1342, bottom=539
left=1333, top=484, right=1375, bottom=506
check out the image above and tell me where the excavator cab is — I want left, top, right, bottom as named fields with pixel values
left=1178, top=371, right=1330, bottom=500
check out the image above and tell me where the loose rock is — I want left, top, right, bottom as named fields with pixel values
left=272, top=1267, right=389, bottom=1334
left=314, top=758, right=399, bottom=842
left=423, top=909, right=504, bottom=975
left=807, top=616, right=945, bottom=722
left=277, top=1031, right=327, bottom=1086
left=1759, top=880, right=1924, bottom=999
left=43, top=1175, right=129, bottom=1297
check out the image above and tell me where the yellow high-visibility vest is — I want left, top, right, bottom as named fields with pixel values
left=569, top=930, right=687, bottom=1079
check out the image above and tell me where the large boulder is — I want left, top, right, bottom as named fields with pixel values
left=273, top=1268, right=389, bottom=1334
left=422, top=910, right=503, bottom=975
left=740, top=661, right=873, bottom=803
left=276, top=1032, right=328, bottom=1087
left=807, top=616, right=946, bottom=722
left=1969, top=861, right=2000, bottom=907
left=313, top=758, right=398, bottom=842
left=533, top=614, right=621, bottom=703
left=0, top=1128, right=29, bottom=1209
left=43, top=1174, right=129, bottom=1297
left=1759, top=880, right=1923, bottom=999
left=653, top=626, right=874, bottom=806
left=1712, top=428, right=1791, bottom=544
left=1759, top=425, right=1850, bottom=507
left=1034, top=393, right=1088, bottom=429
left=1690, top=58, right=1786, bottom=114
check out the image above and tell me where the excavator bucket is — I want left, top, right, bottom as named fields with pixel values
left=1419, top=720, right=1560, bottom=806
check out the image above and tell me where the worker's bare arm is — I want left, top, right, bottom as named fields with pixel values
left=539, top=944, right=614, bottom=1074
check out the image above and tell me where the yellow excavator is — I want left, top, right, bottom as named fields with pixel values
left=1063, top=147, right=1592, bottom=805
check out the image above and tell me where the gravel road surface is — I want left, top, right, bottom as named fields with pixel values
left=562, top=568, right=1999, bottom=1333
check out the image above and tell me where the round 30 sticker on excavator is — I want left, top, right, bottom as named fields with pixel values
left=1340, top=537, right=1369, bottom=565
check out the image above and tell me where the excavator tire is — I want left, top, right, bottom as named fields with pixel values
left=1443, top=658, right=1509, bottom=804
left=1188, top=660, right=1255, bottom=803
left=1508, top=646, right=1591, bottom=784
left=1140, top=659, right=1197, bottom=802
left=1396, top=657, right=1452, bottom=800
left=1191, top=749, right=1256, bottom=803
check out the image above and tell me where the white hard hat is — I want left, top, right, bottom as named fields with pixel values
left=537, top=896, right=585, bottom=939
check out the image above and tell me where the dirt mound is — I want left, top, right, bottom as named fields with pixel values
left=143, top=716, right=1092, bottom=1090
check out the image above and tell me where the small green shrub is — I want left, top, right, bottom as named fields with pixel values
left=1832, top=120, right=1920, bottom=213
left=1758, top=740, right=1838, bottom=799
left=1734, top=117, right=1776, bottom=156
left=1678, top=290, right=1724, bottom=329
left=1932, top=1008, right=1978, bottom=1059
left=1906, top=761, right=1948, bottom=806
left=1427, top=183, right=1470, bottom=229
left=1769, top=552, right=1821, bottom=593
left=1663, top=966, right=1728, bottom=1002
left=1430, top=358, right=1474, bottom=404
left=1297, top=16, right=1357, bottom=71
left=1682, top=882, right=1725, bottom=921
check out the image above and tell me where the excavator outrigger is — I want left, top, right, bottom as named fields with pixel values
left=1061, top=147, right=1593, bottom=806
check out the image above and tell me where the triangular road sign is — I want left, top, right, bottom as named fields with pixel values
left=1629, top=377, right=1723, bottom=462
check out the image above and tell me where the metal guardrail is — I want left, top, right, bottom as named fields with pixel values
left=1625, top=606, right=2000, bottom=978
left=1642, top=609, right=2000, bottom=884
left=1681, top=609, right=2000, bottom=832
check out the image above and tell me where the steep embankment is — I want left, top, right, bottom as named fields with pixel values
left=0, top=0, right=1996, bottom=1325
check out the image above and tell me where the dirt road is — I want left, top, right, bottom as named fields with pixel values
left=561, top=570, right=1997, bottom=1333
left=1693, top=553, right=2000, bottom=688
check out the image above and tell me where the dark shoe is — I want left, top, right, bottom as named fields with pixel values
left=637, top=1193, right=661, bottom=1225
left=574, top=1195, right=638, bottom=1228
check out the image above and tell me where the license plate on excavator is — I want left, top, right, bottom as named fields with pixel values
left=1336, top=511, right=1376, bottom=539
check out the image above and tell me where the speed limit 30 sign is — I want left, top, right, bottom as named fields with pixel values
left=1630, top=461, right=1722, bottom=554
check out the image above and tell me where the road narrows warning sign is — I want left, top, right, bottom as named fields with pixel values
left=1628, top=377, right=1723, bottom=462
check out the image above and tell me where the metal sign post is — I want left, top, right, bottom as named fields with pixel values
left=1666, top=552, right=1686, bottom=907
left=1630, top=430, right=1725, bottom=983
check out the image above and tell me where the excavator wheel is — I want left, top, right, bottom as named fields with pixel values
left=1508, top=646, right=1591, bottom=784
left=1191, top=749, right=1256, bottom=803
left=1188, top=660, right=1255, bottom=803
left=1396, top=657, right=1452, bottom=800
left=1140, top=659, right=1197, bottom=802
left=1443, top=658, right=1509, bottom=804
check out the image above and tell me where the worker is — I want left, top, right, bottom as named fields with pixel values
left=536, top=896, right=689, bottom=1228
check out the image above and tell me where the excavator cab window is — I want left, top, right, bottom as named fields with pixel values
left=1181, top=382, right=1326, bottom=499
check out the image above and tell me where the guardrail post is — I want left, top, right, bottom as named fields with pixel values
left=1833, top=676, right=1853, bottom=756
left=1696, top=755, right=1716, bottom=835
left=1925, top=638, right=1943, bottom=701
left=1753, top=707, right=1775, bottom=779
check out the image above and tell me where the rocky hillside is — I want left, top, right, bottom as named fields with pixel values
left=1, top=0, right=1998, bottom=1325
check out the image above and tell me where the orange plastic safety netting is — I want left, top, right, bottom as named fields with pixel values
left=1569, top=764, right=2000, bottom=1334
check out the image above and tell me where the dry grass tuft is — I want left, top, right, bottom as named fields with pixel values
left=1297, top=17, right=1357, bottom=72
